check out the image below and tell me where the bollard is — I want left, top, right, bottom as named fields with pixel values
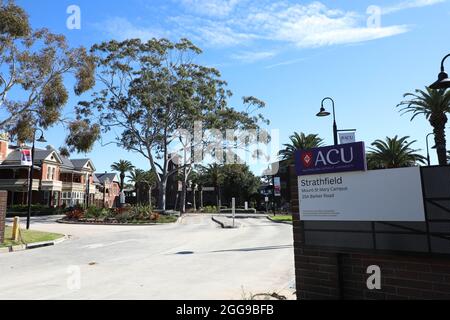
left=12, top=216, right=20, bottom=242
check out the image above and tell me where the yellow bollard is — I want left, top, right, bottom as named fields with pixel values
left=12, top=216, right=20, bottom=242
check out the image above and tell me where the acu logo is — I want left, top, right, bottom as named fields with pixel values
left=302, top=146, right=355, bottom=167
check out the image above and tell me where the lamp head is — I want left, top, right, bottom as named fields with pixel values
left=37, top=133, right=47, bottom=143
left=316, top=107, right=331, bottom=117
left=430, top=71, right=450, bottom=90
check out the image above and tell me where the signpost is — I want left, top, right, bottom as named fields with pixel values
left=295, top=142, right=425, bottom=222
left=273, top=177, right=281, bottom=197
left=265, top=196, right=269, bottom=213
left=298, top=167, right=425, bottom=221
left=295, top=142, right=366, bottom=176
left=338, top=132, right=356, bottom=145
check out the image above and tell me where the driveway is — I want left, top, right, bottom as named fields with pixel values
left=0, top=215, right=295, bottom=300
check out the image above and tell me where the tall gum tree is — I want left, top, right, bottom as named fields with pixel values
left=0, top=1, right=97, bottom=147
left=75, top=38, right=268, bottom=211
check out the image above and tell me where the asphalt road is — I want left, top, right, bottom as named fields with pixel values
left=0, top=215, right=295, bottom=300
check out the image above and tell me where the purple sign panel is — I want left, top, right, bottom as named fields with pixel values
left=295, top=142, right=367, bottom=176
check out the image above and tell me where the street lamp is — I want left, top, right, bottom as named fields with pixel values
left=317, top=97, right=338, bottom=145
left=26, top=129, right=47, bottom=230
left=430, top=53, right=450, bottom=90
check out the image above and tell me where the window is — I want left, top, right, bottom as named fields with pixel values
left=46, top=166, right=57, bottom=181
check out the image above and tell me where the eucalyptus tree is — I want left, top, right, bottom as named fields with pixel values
left=76, top=38, right=267, bottom=211
left=0, top=1, right=97, bottom=148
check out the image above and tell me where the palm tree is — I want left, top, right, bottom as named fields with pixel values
left=279, top=132, right=323, bottom=163
left=127, top=169, right=156, bottom=205
left=367, top=136, right=426, bottom=169
left=111, top=160, right=135, bottom=191
left=397, top=88, right=450, bottom=165
left=201, top=163, right=224, bottom=209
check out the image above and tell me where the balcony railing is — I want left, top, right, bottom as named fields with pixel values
left=0, top=179, right=40, bottom=191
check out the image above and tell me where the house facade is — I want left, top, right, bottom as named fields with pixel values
left=0, top=136, right=120, bottom=209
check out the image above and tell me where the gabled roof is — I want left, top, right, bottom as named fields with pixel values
left=95, top=173, right=119, bottom=184
left=2, top=148, right=63, bottom=165
left=71, top=159, right=96, bottom=171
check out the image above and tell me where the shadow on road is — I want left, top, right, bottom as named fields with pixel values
left=210, top=244, right=293, bottom=253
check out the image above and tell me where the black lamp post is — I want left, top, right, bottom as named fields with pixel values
left=430, top=53, right=450, bottom=90
left=317, top=97, right=338, bottom=146
left=26, top=129, right=47, bottom=230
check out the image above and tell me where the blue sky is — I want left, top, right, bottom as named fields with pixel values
left=13, top=0, right=450, bottom=175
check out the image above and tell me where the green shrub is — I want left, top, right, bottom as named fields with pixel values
left=129, top=205, right=152, bottom=220
left=201, top=206, right=218, bottom=213
left=84, top=206, right=109, bottom=220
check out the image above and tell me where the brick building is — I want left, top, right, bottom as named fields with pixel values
left=0, top=136, right=120, bottom=209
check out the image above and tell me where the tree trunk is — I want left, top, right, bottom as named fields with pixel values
left=157, top=179, right=167, bottom=212
left=431, top=114, right=448, bottom=166
left=120, top=173, right=125, bottom=191
left=136, top=185, right=140, bottom=205
left=200, top=188, right=203, bottom=209
left=192, top=185, right=197, bottom=212
left=180, top=180, right=187, bottom=214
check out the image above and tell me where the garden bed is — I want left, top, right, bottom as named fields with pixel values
left=61, top=205, right=179, bottom=225
left=58, top=216, right=178, bottom=225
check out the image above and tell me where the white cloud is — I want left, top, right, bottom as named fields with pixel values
left=179, top=0, right=241, bottom=17
left=231, top=50, right=277, bottom=63
left=96, top=17, right=167, bottom=41
left=383, top=0, right=446, bottom=14
left=95, top=0, right=444, bottom=63
left=171, top=1, right=409, bottom=49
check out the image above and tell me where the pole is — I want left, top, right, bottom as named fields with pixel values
left=331, top=99, right=338, bottom=146
left=26, top=132, right=36, bottom=230
left=322, top=97, right=339, bottom=146
left=232, top=197, right=235, bottom=228
left=333, top=121, right=338, bottom=146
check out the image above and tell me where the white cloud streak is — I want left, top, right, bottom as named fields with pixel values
left=170, top=1, right=410, bottom=49
left=382, top=0, right=446, bottom=14
left=97, top=17, right=167, bottom=41
left=231, top=50, right=277, bottom=63
left=95, top=0, right=445, bottom=64
left=179, top=0, right=242, bottom=17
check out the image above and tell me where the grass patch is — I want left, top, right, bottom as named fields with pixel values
left=269, top=215, right=293, bottom=223
left=155, top=215, right=178, bottom=224
left=1, top=226, right=63, bottom=248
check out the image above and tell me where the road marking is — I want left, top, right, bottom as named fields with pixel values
left=81, top=239, right=140, bottom=249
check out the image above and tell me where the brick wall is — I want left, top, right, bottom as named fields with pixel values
left=293, top=215, right=450, bottom=300
left=0, top=191, right=7, bottom=243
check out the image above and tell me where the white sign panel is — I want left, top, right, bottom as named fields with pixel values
left=298, top=167, right=425, bottom=221
left=339, top=132, right=355, bottom=145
